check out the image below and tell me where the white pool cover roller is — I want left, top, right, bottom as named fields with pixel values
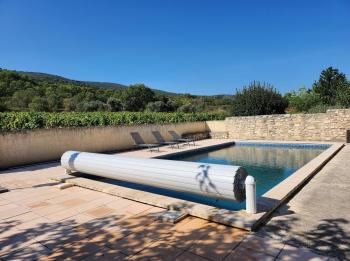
left=61, top=151, right=248, bottom=202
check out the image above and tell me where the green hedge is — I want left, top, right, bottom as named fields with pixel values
left=0, top=112, right=225, bottom=132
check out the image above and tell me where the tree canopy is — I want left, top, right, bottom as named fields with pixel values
left=0, top=69, right=232, bottom=114
left=231, top=82, right=288, bottom=116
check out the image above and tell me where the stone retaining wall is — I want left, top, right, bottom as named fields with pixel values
left=225, top=109, right=350, bottom=142
left=0, top=122, right=207, bottom=169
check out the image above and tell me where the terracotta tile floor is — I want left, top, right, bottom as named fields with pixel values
left=0, top=141, right=334, bottom=260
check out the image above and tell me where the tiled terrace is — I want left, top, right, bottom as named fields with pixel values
left=0, top=140, right=342, bottom=260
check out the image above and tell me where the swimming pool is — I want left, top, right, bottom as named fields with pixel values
left=110, top=142, right=329, bottom=210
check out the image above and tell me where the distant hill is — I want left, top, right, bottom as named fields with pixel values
left=1, top=68, right=234, bottom=113
left=20, top=71, right=178, bottom=96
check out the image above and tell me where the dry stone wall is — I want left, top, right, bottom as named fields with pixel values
left=225, top=109, right=350, bottom=142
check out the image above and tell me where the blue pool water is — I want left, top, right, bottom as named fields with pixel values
left=109, top=143, right=328, bottom=210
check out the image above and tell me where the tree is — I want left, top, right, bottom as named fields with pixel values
left=63, top=98, right=75, bottom=111
left=46, top=93, right=62, bottom=112
left=76, top=101, right=108, bottom=112
left=177, top=103, right=197, bottom=113
left=10, top=89, right=37, bottom=111
left=107, top=97, right=123, bottom=112
left=120, top=84, right=155, bottom=111
left=313, top=67, right=347, bottom=105
left=0, top=98, right=6, bottom=111
left=146, top=101, right=169, bottom=112
left=28, top=96, right=48, bottom=111
left=336, top=81, right=350, bottom=107
left=231, top=81, right=288, bottom=116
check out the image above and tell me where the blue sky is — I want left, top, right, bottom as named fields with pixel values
left=0, top=0, right=349, bottom=95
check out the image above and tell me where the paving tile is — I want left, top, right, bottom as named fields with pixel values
left=0, top=203, right=20, bottom=211
left=172, top=217, right=209, bottom=233
left=28, top=201, right=51, bottom=208
left=0, top=242, right=51, bottom=260
left=15, top=216, right=50, bottom=231
left=106, top=228, right=160, bottom=256
left=79, top=247, right=127, bottom=261
left=0, top=205, right=31, bottom=220
left=224, top=245, right=275, bottom=261
left=189, top=224, right=247, bottom=260
left=0, top=198, right=10, bottom=206
left=85, top=206, right=115, bottom=218
left=105, top=220, right=173, bottom=256
left=60, top=198, right=88, bottom=207
left=105, top=198, right=134, bottom=210
left=129, top=241, right=184, bottom=261
left=35, top=225, right=90, bottom=251
left=0, top=220, right=21, bottom=239
left=12, top=190, right=62, bottom=205
left=40, top=238, right=104, bottom=260
left=155, top=217, right=210, bottom=251
left=31, top=203, right=68, bottom=217
left=239, top=234, right=285, bottom=257
left=277, top=244, right=329, bottom=261
left=125, top=201, right=153, bottom=215
left=137, top=206, right=166, bottom=216
left=175, top=251, right=210, bottom=261
left=2, top=211, right=43, bottom=225
left=0, top=231, right=37, bottom=256
left=44, top=208, right=83, bottom=222
left=44, top=195, right=117, bottom=222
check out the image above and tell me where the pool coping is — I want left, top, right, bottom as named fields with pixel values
left=53, top=139, right=344, bottom=231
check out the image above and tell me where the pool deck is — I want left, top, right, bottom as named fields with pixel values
left=257, top=144, right=350, bottom=260
left=0, top=139, right=347, bottom=260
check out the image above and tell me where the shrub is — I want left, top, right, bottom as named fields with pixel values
left=231, top=81, right=288, bottom=116
left=0, top=112, right=225, bottom=132
left=284, top=87, right=321, bottom=113
left=307, top=104, right=329, bottom=113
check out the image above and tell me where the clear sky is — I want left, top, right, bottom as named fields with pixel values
left=0, top=0, right=349, bottom=95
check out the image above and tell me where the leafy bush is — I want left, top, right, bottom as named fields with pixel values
left=0, top=112, right=225, bottom=132
left=231, top=81, right=288, bottom=116
left=284, top=87, right=321, bottom=113
left=307, top=104, right=330, bottom=113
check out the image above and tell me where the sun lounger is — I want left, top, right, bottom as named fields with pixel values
left=152, top=131, right=180, bottom=149
left=168, top=130, right=195, bottom=146
left=130, top=132, right=160, bottom=152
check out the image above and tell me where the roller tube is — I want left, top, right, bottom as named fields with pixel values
left=61, top=151, right=247, bottom=202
